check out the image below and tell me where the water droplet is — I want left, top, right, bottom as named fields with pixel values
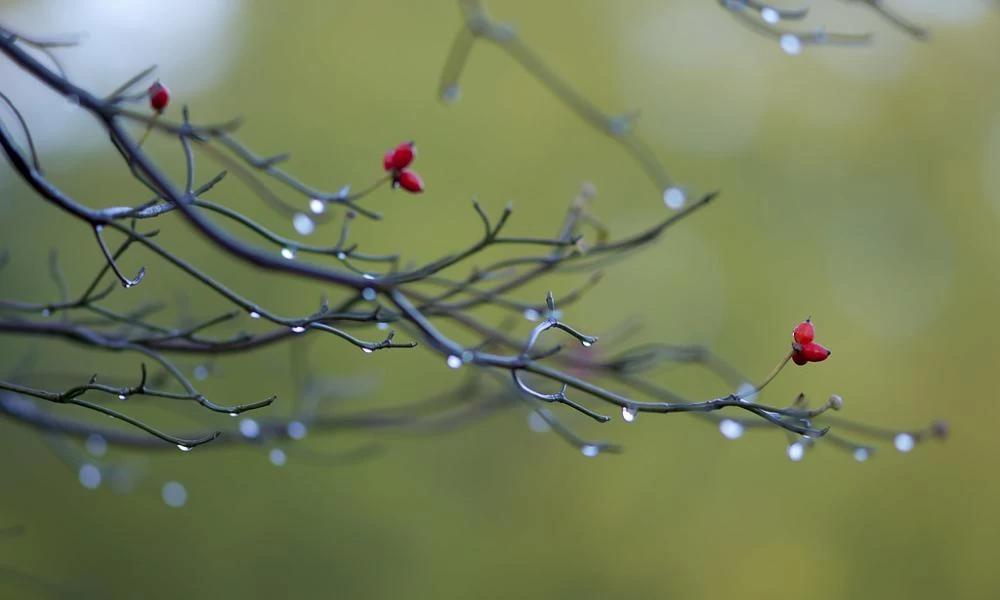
left=446, top=355, right=462, bottom=369
left=622, top=406, right=637, bottom=423
left=291, top=326, right=306, bottom=334
left=362, top=273, right=375, bottom=280
left=376, top=322, right=389, bottom=330
left=78, top=464, right=101, bottom=489
left=176, top=444, right=192, bottom=452
left=581, top=340, right=593, bottom=348
left=853, top=448, right=870, bottom=462
left=85, top=434, right=107, bottom=457
left=286, top=421, right=307, bottom=440
left=663, top=186, right=687, bottom=210
left=337, top=185, right=351, bottom=199
left=719, top=419, right=744, bottom=440
left=309, top=199, right=326, bottom=215
left=162, top=481, right=187, bottom=508
left=760, top=7, right=780, bottom=24
left=40, top=308, right=51, bottom=318
left=269, top=448, right=287, bottom=466
left=117, top=394, right=127, bottom=401
left=361, top=347, right=373, bottom=354
left=292, top=213, right=315, bottom=236
left=441, top=84, right=461, bottom=103
left=523, top=308, right=540, bottom=321
left=787, top=442, right=805, bottom=462
left=527, top=411, right=550, bottom=433
left=893, top=433, right=915, bottom=453
left=780, top=34, right=802, bottom=56
left=336, top=252, right=347, bottom=261
left=581, top=444, right=600, bottom=458
left=609, top=117, right=630, bottom=136
left=239, top=418, right=260, bottom=439
left=280, top=247, right=296, bottom=260
left=736, top=382, right=758, bottom=403
left=228, top=412, right=238, bottom=417
left=248, top=311, right=261, bottom=319
left=362, top=288, right=377, bottom=301
left=193, top=365, right=208, bottom=381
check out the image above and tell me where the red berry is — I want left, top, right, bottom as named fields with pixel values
left=395, top=169, right=424, bottom=193
left=149, top=81, right=170, bottom=113
left=792, top=319, right=815, bottom=345
left=798, top=342, right=831, bottom=363
left=791, top=351, right=808, bottom=366
left=383, top=142, right=415, bottom=171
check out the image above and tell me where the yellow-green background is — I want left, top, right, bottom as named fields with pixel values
left=1, top=1, right=998, bottom=598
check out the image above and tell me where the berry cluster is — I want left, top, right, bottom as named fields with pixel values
left=383, top=142, right=424, bottom=193
left=791, top=318, right=831, bottom=366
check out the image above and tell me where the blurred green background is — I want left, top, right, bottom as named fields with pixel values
left=2, top=0, right=999, bottom=598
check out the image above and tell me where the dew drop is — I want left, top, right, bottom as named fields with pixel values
left=176, top=444, right=192, bottom=452
left=581, top=444, right=600, bottom=458
left=663, top=186, right=687, bottom=210
left=309, top=199, right=326, bottom=215
left=853, top=448, right=870, bottom=462
left=361, top=347, right=374, bottom=354
left=581, top=340, right=593, bottom=348
left=193, top=365, right=208, bottom=381
left=527, top=411, right=550, bottom=433
left=337, top=185, right=351, bottom=199
left=85, top=434, right=108, bottom=457
left=446, top=355, right=462, bottom=369
left=336, top=252, right=347, bottom=261
left=286, top=421, right=308, bottom=440
left=523, top=308, right=540, bottom=321
left=362, top=273, right=375, bottom=281
left=291, top=326, right=306, bottom=334
left=736, top=382, right=758, bottom=404
left=117, top=394, right=127, bottom=401
left=228, top=412, right=238, bottom=417
left=719, top=419, right=744, bottom=440
left=787, top=442, right=805, bottom=462
left=248, top=311, right=261, bottom=319
left=622, top=406, right=637, bottom=423
left=292, top=213, right=315, bottom=236
left=760, top=7, right=780, bottom=24
left=78, top=464, right=101, bottom=489
left=40, top=308, right=51, bottom=318
left=362, top=288, right=377, bottom=301
left=893, top=433, right=915, bottom=453
left=239, top=418, right=260, bottom=439
left=269, top=448, right=287, bottom=466
left=609, top=117, right=630, bottom=136
left=376, top=322, right=389, bottom=330
left=780, top=34, right=802, bottom=56
left=280, top=247, right=296, bottom=260
left=162, top=481, right=187, bottom=508
left=441, top=84, right=462, bottom=104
